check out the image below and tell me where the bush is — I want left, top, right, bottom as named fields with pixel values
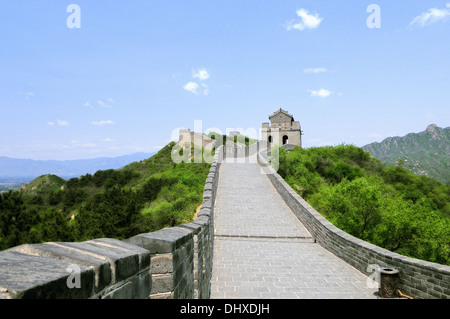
left=324, top=162, right=363, bottom=184
left=309, top=176, right=385, bottom=241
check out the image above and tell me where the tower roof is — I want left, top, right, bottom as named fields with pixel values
left=269, top=108, right=294, bottom=120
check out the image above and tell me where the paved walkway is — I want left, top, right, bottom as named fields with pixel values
left=210, top=159, right=378, bottom=299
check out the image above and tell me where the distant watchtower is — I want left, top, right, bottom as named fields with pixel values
left=262, top=108, right=302, bottom=149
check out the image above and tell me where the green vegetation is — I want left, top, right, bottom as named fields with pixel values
left=277, top=144, right=450, bottom=265
left=0, top=142, right=211, bottom=250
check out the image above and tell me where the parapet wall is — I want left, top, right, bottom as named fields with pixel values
left=0, top=146, right=223, bottom=299
left=258, top=147, right=450, bottom=299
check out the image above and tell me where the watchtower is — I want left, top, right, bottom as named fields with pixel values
left=261, top=108, right=302, bottom=149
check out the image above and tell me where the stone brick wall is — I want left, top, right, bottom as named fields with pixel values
left=179, top=129, right=215, bottom=150
left=0, top=146, right=223, bottom=299
left=258, top=146, right=450, bottom=299
left=0, top=238, right=152, bottom=299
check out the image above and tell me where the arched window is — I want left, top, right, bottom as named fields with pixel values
left=282, top=135, right=289, bottom=145
left=268, top=135, right=272, bottom=143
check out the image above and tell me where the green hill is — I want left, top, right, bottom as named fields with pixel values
left=0, top=142, right=212, bottom=250
left=20, top=174, right=66, bottom=197
left=277, top=144, right=450, bottom=265
left=362, top=124, right=450, bottom=185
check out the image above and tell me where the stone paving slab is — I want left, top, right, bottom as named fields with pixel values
left=210, top=238, right=377, bottom=299
left=214, top=161, right=311, bottom=239
left=210, top=161, right=378, bottom=299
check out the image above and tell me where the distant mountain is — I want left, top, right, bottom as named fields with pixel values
left=362, top=124, right=450, bottom=185
left=0, top=152, right=156, bottom=179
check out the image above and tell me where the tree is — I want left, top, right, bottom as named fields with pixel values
left=0, top=191, right=36, bottom=249
left=309, top=177, right=385, bottom=241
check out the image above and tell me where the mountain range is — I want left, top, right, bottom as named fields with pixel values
left=0, top=152, right=156, bottom=180
left=362, top=124, right=450, bottom=185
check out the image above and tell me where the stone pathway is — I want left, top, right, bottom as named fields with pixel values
left=210, top=159, right=377, bottom=299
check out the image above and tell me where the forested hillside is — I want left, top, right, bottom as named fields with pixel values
left=276, top=145, right=450, bottom=265
left=363, top=124, right=450, bottom=185
left=0, top=142, right=211, bottom=251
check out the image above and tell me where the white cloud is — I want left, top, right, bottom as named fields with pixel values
left=97, top=100, right=112, bottom=108
left=183, top=81, right=199, bottom=94
left=184, top=68, right=211, bottom=95
left=91, top=120, right=115, bottom=126
left=192, top=68, right=210, bottom=81
left=409, top=3, right=450, bottom=28
left=48, top=119, right=70, bottom=126
left=58, top=120, right=70, bottom=127
left=285, top=9, right=323, bottom=31
left=85, top=98, right=114, bottom=108
left=308, top=89, right=332, bottom=98
left=303, top=67, right=328, bottom=74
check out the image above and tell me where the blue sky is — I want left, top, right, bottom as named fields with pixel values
left=0, top=0, right=449, bottom=160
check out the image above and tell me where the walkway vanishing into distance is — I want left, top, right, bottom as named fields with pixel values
left=210, top=158, right=378, bottom=299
